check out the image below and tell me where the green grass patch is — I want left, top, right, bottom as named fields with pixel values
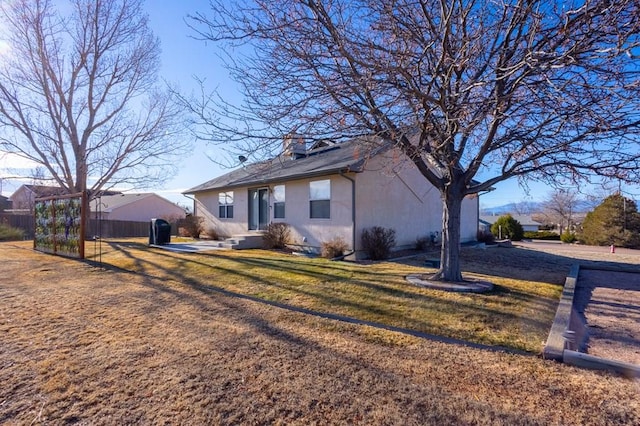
left=92, top=239, right=563, bottom=353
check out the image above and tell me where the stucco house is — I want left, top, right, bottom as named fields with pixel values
left=184, top=136, right=479, bottom=257
left=9, top=184, right=68, bottom=213
left=479, top=214, right=542, bottom=233
left=92, top=193, right=186, bottom=222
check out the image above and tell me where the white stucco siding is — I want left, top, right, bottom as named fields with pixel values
left=194, top=189, right=250, bottom=237
left=193, top=177, right=354, bottom=249
left=460, top=195, right=479, bottom=242
left=355, top=152, right=478, bottom=250
left=355, top=155, right=441, bottom=250
left=278, top=176, right=353, bottom=249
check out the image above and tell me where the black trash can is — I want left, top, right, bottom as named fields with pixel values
left=149, top=218, right=171, bottom=245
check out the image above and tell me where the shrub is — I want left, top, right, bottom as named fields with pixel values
left=180, top=215, right=204, bottom=238
left=523, top=231, right=560, bottom=240
left=321, top=236, right=349, bottom=258
left=490, top=214, right=524, bottom=241
left=361, top=226, right=396, bottom=260
left=560, top=230, right=577, bottom=244
left=415, top=235, right=431, bottom=251
left=205, top=227, right=221, bottom=240
left=263, top=222, right=291, bottom=249
left=477, top=230, right=495, bottom=244
left=0, top=223, right=24, bottom=241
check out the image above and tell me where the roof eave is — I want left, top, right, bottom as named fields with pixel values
left=183, top=166, right=361, bottom=194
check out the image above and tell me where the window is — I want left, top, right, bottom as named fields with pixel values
left=273, top=185, right=285, bottom=219
left=218, top=191, right=234, bottom=218
left=309, top=179, right=330, bottom=219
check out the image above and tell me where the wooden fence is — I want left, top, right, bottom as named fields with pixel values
left=1, top=213, right=177, bottom=239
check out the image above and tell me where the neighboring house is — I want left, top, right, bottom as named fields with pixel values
left=9, top=184, right=121, bottom=214
left=9, top=184, right=68, bottom=213
left=9, top=185, right=185, bottom=222
left=92, top=193, right=186, bottom=222
left=184, top=136, right=480, bottom=257
left=479, top=214, right=542, bottom=233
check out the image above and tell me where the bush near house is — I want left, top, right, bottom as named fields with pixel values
left=179, top=215, right=204, bottom=238
left=321, top=236, right=349, bottom=259
left=205, top=227, right=221, bottom=240
left=490, top=214, right=524, bottom=241
left=477, top=230, right=495, bottom=244
left=415, top=235, right=432, bottom=251
left=361, top=226, right=396, bottom=260
left=263, top=222, right=291, bottom=249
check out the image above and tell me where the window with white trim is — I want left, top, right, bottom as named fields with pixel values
left=273, top=185, right=285, bottom=219
left=218, top=191, right=234, bottom=218
left=309, top=179, right=330, bottom=219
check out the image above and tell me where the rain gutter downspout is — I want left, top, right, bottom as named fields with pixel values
left=339, top=170, right=356, bottom=259
left=182, top=193, right=196, bottom=215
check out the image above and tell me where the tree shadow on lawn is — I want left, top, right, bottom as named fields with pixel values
left=429, top=245, right=640, bottom=284
left=92, top=241, right=569, bottom=354
left=89, top=242, right=543, bottom=366
left=109, top=242, right=549, bottom=319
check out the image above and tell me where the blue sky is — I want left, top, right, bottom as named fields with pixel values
left=1, top=1, right=637, bottom=210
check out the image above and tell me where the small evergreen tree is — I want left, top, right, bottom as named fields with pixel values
left=580, top=194, right=640, bottom=248
left=560, top=228, right=577, bottom=244
left=490, top=214, right=524, bottom=241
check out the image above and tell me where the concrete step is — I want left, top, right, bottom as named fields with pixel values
left=220, top=233, right=264, bottom=250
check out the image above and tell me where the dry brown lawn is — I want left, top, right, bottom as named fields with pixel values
left=1, top=240, right=639, bottom=424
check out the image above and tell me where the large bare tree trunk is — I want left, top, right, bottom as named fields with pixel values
left=433, top=186, right=465, bottom=282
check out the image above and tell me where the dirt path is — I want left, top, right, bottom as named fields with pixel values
left=1, top=242, right=639, bottom=424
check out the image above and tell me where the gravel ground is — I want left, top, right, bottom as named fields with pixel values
left=575, top=269, right=640, bottom=365
left=514, top=241, right=640, bottom=365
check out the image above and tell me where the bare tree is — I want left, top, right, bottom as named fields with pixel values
left=187, top=0, right=640, bottom=281
left=0, top=0, right=188, bottom=200
left=540, top=189, right=579, bottom=234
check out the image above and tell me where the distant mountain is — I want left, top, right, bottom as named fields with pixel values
left=480, top=199, right=602, bottom=216
left=480, top=202, right=541, bottom=216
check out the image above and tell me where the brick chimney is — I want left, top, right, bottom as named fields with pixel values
left=283, top=133, right=307, bottom=159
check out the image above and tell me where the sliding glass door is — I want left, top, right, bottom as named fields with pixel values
left=248, top=188, right=269, bottom=230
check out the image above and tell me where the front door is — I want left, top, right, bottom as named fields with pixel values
left=248, top=188, right=269, bottom=230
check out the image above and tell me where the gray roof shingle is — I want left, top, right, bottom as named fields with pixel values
left=184, top=137, right=383, bottom=194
